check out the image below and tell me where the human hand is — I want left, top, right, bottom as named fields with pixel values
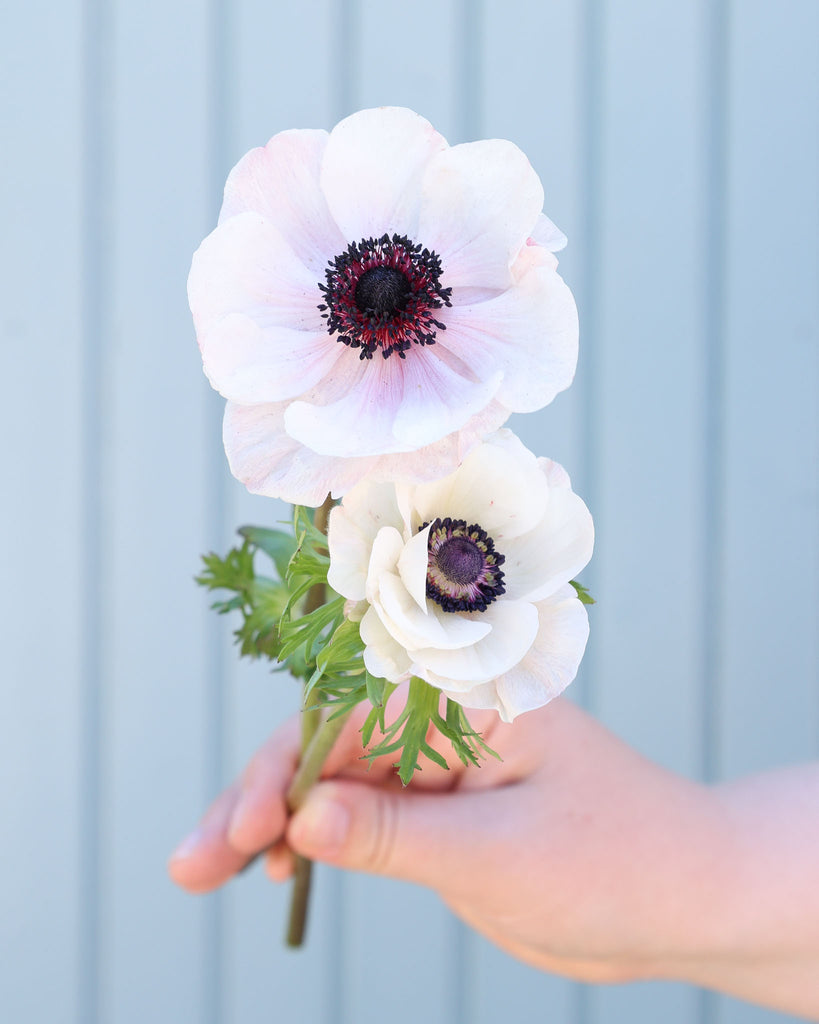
left=168, top=695, right=727, bottom=986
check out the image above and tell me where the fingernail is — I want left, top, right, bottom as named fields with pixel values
left=170, top=828, right=204, bottom=862
left=291, top=793, right=350, bottom=854
left=227, top=795, right=252, bottom=844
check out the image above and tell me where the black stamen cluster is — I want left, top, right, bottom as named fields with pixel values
left=422, top=517, right=506, bottom=613
left=318, top=233, right=452, bottom=360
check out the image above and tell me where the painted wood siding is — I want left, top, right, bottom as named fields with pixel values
left=2, top=2, right=817, bottom=1023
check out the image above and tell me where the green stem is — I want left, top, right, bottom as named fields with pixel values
left=300, top=495, right=334, bottom=745
left=284, top=706, right=353, bottom=947
left=286, top=493, right=335, bottom=949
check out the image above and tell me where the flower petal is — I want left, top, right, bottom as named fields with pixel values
left=223, top=401, right=366, bottom=506
left=284, top=348, right=501, bottom=458
left=439, top=679, right=506, bottom=718
left=189, top=212, right=323, bottom=336
left=219, top=128, right=345, bottom=274
left=327, top=484, right=402, bottom=601
left=199, top=313, right=342, bottom=403
left=284, top=355, right=408, bottom=457
left=397, top=522, right=431, bottom=612
left=391, top=349, right=502, bottom=448
left=408, top=429, right=549, bottom=540
left=529, top=213, right=568, bottom=252
left=502, top=466, right=594, bottom=602
left=374, top=572, right=491, bottom=653
left=440, top=257, right=578, bottom=413
left=360, top=607, right=413, bottom=682
left=412, top=599, right=539, bottom=687
left=493, top=586, right=589, bottom=720
left=418, top=139, right=544, bottom=290
left=364, top=527, right=405, bottom=605
left=320, top=107, right=448, bottom=242
left=223, top=399, right=510, bottom=506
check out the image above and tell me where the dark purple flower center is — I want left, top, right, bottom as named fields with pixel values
left=318, top=233, right=452, bottom=359
left=424, top=517, right=506, bottom=613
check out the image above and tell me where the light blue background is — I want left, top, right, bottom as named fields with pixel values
left=2, top=1, right=817, bottom=1022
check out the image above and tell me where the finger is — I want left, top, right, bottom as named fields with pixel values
left=168, top=783, right=250, bottom=893
left=286, top=777, right=521, bottom=897
left=264, top=839, right=295, bottom=883
left=226, top=716, right=302, bottom=854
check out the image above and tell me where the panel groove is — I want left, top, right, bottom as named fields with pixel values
left=576, top=1, right=606, bottom=1019
left=336, top=0, right=360, bottom=121
left=79, top=0, right=113, bottom=1019
left=577, top=0, right=604, bottom=715
left=204, top=1, right=232, bottom=1022
left=699, top=3, right=729, bottom=1021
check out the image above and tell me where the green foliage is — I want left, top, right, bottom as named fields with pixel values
left=197, top=507, right=500, bottom=783
left=197, top=540, right=289, bottom=660
left=364, top=676, right=500, bottom=786
left=570, top=579, right=595, bottom=605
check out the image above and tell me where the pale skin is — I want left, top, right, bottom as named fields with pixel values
left=169, top=696, right=819, bottom=1020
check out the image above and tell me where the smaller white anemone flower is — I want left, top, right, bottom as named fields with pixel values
left=188, top=107, right=578, bottom=506
left=327, top=430, right=594, bottom=722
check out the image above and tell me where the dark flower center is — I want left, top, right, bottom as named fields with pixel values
left=424, top=517, right=506, bottom=613
left=354, top=265, right=411, bottom=316
left=318, top=233, right=452, bottom=359
left=436, top=536, right=485, bottom=584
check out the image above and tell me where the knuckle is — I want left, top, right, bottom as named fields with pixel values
left=365, top=790, right=399, bottom=875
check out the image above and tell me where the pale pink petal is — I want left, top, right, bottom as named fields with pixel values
left=326, top=485, right=402, bottom=601
left=529, top=212, right=568, bottom=253
left=284, top=356, right=408, bottom=458
left=364, top=528, right=404, bottom=605
left=417, top=139, right=544, bottom=290
left=360, top=607, right=413, bottom=682
left=223, top=401, right=366, bottom=506
left=439, top=258, right=578, bottom=413
left=493, top=586, right=590, bottom=720
left=397, top=523, right=431, bottom=612
left=320, top=107, right=448, bottom=242
left=374, top=573, right=491, bottom=653
left=189, top=213, right=323, bottom=335
left=219, top=128, right=344, bottom=274
left=412, top=599, right=539, bottom=687
left=502, top=472, right=594, bottom=602
left=224, top=400, right=510, bottom=506
left=371, top=400, right=509, bottom=486
left=408, top=429, right=549, bottom=540
left=539, top=457, right=572, bottom=489
left=284, top=348, right=500, bottom=458
left=440, top=680, right=506, bottom=717
left=199, top=313, right=343, bottom=403
left=391, top=349, right=502, bottom=448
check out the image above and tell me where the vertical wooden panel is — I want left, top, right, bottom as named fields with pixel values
left=718, top=0, right=819, bottom=775
left=218, top=4, right=343, bottom=1023
left=483, top=0, right=587, bottom=482
left=4, top=2, right=817, bottom=1022
left=587, top=1, right=710, bottom=1022
left=0, top=3, right=84, bottom=1021
left=715, top=2, right=819, bottom=1020
left=471, top=3, right=586, bottom=1021
left=355, top=0, right=460, bottom=139
left=99, top=2, right=215, bottom=1021
left=336, top=3, right=466, bottom=1022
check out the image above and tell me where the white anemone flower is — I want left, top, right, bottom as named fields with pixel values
left=327, top=430, right=594, bottom=722
left=189, top=107, right=579, bottom=506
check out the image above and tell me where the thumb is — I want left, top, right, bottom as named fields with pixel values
left=287, top=778, right=499, bottom=892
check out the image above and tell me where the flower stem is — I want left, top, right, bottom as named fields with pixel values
left=284, top=706, right=353, bottom=947
left=286, top=493, right=334, bottom=949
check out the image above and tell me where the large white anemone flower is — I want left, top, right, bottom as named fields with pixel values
left=326, top=430, right=594, bottom=722
left=189, top=107, right=579, bottom=506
